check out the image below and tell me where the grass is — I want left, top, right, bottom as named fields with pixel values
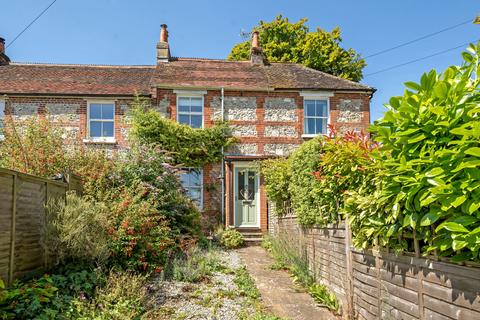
left=262, top=235, right=340, bottom=313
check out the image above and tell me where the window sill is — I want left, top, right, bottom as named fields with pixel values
left=83, top=138, right=116, bottom=144
left=301, top=133, right=326, bottom=138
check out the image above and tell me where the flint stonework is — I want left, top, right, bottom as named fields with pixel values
left=11, top=103, right=39, bottom=120
left=264, top=98, right=297, bottom=122
left=264, top=143, right=298, bottom=156
left=337, top=99, right=363, bottom=123
left=230, top=124, right=257, bottom=137
left=45, top=103, right=80, bottom=122
left=227, top=143, right=258, bottom=155
left=264, top=125, right=297, bottom=137
left=211, top=97, right=257, bottom=121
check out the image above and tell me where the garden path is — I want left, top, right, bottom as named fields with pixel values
left=237, top=246, right=337, bottom=320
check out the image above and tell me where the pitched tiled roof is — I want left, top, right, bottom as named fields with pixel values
left=154, top=58, right=373, bottom=91
left=0, top=59, right=373, bottom=96
left=0, top=63, right=155, bottom=96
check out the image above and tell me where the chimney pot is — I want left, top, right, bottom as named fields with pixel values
left=160, top=24, right=168, bottom=43
left=251, top=31, right=260, bottom=48
left=0, top=37, right=10, bottom=66
left=250, top=31, right=267, bottom=65
left=157, top=25, right=171, bottom=64
left=0, top=38, right=5, bottom=54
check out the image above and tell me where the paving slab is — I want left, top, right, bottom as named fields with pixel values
left=237, top=246, right=338, bottom=320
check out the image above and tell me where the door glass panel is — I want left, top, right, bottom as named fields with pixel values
left=247, top=171, right=255, bottom=200
left=238, top=171, right=245, bottom=200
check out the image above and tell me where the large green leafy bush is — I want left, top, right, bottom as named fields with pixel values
left=259, top=157, right=292, bottom=215
left=348, top=43, right=480, bottom=261
left=288, top=137, right=325, bottom=225
left=262, top=133, right=376, bottom=226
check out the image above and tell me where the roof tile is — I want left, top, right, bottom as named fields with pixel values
left=0, top=59, right=372, bottom=96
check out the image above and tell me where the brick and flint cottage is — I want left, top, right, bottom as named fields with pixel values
left=0, top=25, right=374, bottom=236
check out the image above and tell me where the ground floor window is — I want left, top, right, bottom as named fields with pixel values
left=180, top=168, right=203, bottom=209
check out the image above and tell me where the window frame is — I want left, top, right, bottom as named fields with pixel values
left=86, top=100, right=116, bottom=143
left=300, top=91, right=333, bottom=137
left=180, top=168, right=204, bottom=210
left=174, top=90, right=206, bottom=129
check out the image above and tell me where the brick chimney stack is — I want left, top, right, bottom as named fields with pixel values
left=250, top=31, right=267, bottom=65
left=0, top=37, right=10, bottom=66
left=157, top=24, right=170, bottom=64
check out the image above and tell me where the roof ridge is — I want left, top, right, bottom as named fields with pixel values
left=10, top=62, right=156, bottom=69
left=298, top=64, right=372, bottom=89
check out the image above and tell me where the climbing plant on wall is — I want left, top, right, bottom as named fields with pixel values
left=129, top=98, right=235, bottom=168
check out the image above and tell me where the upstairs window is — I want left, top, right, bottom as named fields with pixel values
left=88, top=102, right=115, bottom=141
left=304, top=99, right=328, bottom=135
left=180, top=168, right=203, bottom=208
left=0, top=100, right=4, bottom=140
left=177, top=96, right=203, bottom=128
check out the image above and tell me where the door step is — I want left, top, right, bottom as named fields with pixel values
left=236, top=229, right=264, bottom=246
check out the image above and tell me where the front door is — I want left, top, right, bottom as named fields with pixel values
left=234, top=167, right=259, bottom=227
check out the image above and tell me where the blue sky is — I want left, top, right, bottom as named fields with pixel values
left=1, top=0, right=479, bottom=121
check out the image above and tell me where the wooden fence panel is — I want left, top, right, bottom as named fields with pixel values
left=0, top=173, right=13, bottom=284
left=271, top=211, right=480, bottom=320
left=0, top=168, right=82, bottom=286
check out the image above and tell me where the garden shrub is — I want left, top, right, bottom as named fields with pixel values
left=220, top=228, right=245, bottom=249
left=0, top=264, right=104, bottom=320
left=168, top=245, right=225, bottom=282
left=346, top=43, right=480, bottom=261
left=107, top=182, right=176, bottom=272
left=259, top=157, right=292, bottom=216
left=109, top=145, right=201, bottom=237
left=262, top=132, right=377, bottom=226
left=0, top=116, right=69, bottom=177
left=45, top=192, right=111, bottom=266
left=288, top=137, right=325, bottom=225
left=70, top=271, right=149, bottom=320
left=312, top=130, right=378, bottom=224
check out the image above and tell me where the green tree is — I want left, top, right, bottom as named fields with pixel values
left=228, top=15, right=366, bottom=82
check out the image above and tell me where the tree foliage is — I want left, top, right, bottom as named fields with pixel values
left=228, top=15, right=366, bottom=82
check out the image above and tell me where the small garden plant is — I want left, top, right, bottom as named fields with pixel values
left=220, top=228, right=245, bottom=249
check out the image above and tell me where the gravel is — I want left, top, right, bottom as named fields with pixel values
left=147, top=250, right=254, bottom=320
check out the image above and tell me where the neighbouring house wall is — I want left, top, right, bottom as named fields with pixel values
left=270, top=210, right=480, bottom=320
left=0, top=168, right=82, bottom=286
left=3, top=96, right=140, bottom=152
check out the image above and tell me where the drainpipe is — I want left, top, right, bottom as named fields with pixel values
left=220, top=87, right=225, bottom=224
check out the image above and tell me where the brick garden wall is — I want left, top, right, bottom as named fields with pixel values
left=271, top=211, right=480, bottom=320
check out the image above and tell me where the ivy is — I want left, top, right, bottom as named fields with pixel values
left=129, top=99, right=235, bottom=167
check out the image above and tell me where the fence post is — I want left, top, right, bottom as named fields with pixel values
left=344, top=216, right=355, bottom=319
left=44, top=182, right=49, bottom=269
left=8, top=174, right=17, bottom=287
